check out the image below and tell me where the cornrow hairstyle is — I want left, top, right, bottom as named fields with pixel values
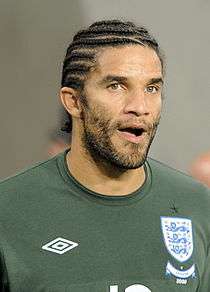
left=61, top=19, right=164, bottom=133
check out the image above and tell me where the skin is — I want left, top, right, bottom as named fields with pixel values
left=60, top=45, right=163, bottom=196
left=189, top=151, right=210, bottom=188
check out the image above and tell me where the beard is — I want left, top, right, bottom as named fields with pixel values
left=80, top=101, right=160, bottom=170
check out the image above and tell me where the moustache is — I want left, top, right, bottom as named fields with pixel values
left=113, top=117, right=161, bottom=132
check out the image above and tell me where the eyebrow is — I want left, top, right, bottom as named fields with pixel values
left=98, top=75, right=164, bottom=86
left=98, top=75, right=127, bottom=86
left=147, top=77, right=164, bottom=85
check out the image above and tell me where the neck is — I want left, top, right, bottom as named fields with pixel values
left=66, top=141, right=146, bottom=196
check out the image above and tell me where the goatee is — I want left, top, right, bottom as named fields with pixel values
left=80, top=103, right=160, bottom=171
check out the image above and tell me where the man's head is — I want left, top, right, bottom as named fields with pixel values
left=60, top=19, right=164, bottom=169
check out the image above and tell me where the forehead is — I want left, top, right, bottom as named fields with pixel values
left=92, top=45, right=162, bottom=80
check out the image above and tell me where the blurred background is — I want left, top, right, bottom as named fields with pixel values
left=0, top=0, right=210, bottom=180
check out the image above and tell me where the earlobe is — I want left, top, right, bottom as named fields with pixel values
left=60, top=87, right=81, bottom=118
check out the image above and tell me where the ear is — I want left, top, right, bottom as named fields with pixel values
left=60, top=87, right=82, bottom=118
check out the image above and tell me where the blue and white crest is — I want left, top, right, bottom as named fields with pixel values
left=161, top=217, right=193, bottom=262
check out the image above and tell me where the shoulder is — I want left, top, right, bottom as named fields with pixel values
left=147, top=157, right=210, bottom=238
left=147, top=157, right=210, bottom=201
left=147, top=157, right=209, bottom=187
left=0, top=154, right=60, bottom=201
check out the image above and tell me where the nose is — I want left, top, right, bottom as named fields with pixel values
left=123, top=89, right=150, bottom=117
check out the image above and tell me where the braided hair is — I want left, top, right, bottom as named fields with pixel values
left=61, top=19, right=164, bottom=133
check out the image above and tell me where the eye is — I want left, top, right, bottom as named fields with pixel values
left=107, top=82, right=123, bottom=90
left=145, top=85, right=159, bottom=94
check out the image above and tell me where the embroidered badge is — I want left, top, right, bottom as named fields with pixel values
left=42, top=237, right=78, bottom=254
left=166, top=262, right=195, bottom=279
left=161, top=216, right=193, bottom=262
left=161, top=216, right=196, bottom=282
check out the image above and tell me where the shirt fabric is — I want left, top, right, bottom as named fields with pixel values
left=0, top=149, right=210, bottom=292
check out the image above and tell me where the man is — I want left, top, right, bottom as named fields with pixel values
left=0, top=20, right=210, bottom=292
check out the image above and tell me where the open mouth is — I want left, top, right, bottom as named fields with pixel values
left=117, top=126, right=146, bottom=143
left=118, top=127, right=145, bottom=137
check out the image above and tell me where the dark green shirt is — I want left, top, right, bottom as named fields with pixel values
left=0, top=150, right=210, bottom=292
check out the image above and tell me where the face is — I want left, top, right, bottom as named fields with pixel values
left=79, top=45, right=163, bottom=169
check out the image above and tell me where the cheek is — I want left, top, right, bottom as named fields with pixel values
left=93, top=99, right=118, bottom=118
left=83, top=102, right=115, bottom=129
left=151, top=99, right=162, bottom=115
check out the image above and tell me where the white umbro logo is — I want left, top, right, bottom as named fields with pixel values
left=42, top=237, right=79, bottom=254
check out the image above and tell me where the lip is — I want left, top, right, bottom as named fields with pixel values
left=117, top=129, right=146, bottom=143
left=118, top=123, right=147, bottom=132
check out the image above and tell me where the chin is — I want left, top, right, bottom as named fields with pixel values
left=108, top=152, right=147, bottom=170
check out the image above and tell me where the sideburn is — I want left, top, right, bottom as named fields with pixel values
left=79, top=93, right=89, bottom=109
left=78, top=93, right=89, bottom=122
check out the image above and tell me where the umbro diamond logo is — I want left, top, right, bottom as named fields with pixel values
left=42, top=237, right=78, bottom=254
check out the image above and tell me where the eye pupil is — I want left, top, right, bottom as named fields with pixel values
left=147, top=86, right=157, bottom=93
left=109, top=82, right=120, bottom=90
left=111, top=83, right=118, bottom=89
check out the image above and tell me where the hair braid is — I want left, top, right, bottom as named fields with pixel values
left=61, top=19, right=164, bottom=133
